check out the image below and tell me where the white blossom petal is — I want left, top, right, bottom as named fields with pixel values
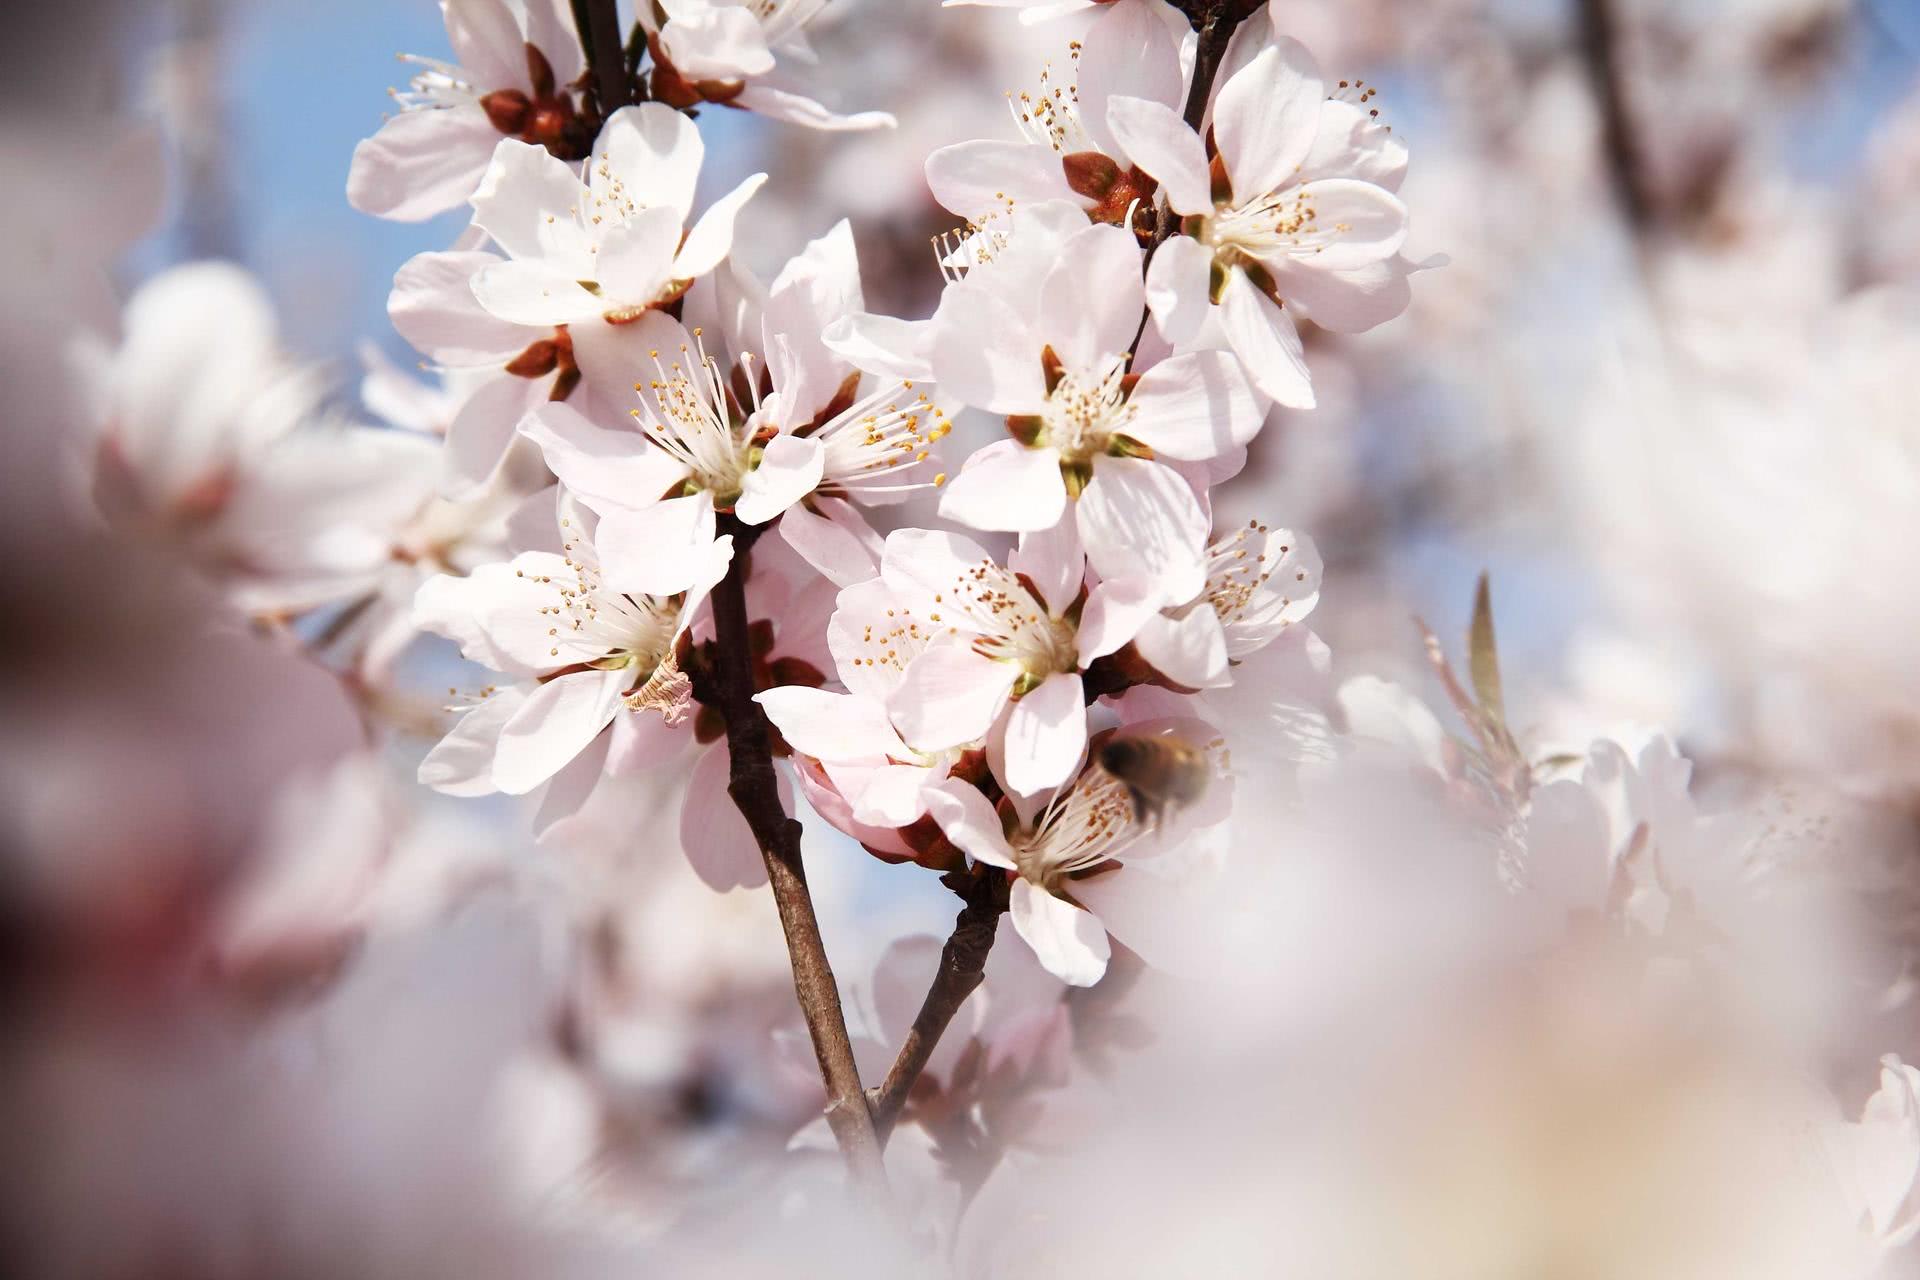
left=1124, top=349, right=1264, bottom=459
left=348, top=107, right=498, bottom=222
left=675, top=172, right=770, bottom=281
left=1104, top=95, right=1211, bottom=217
left=1079, top=455, right=1208, bottom=606
left=925, top=780, right=1020, bottom=870
left=736, top=432, right=824, bottom=524
left=419, top=685, right=529, bottom=796
left=517, top=401, right=687, bottom=515
left=1009, top=877, right=1110, bottom=986
left=938, top=440, right=1068, bottom=534
left=1003, top=672, right=1087, bottom=795
left=890, top=644, right=1018, bottom=752
left=1216, top=269, right=1315, bottom=409
left=493, top=667, right=629, bottom=794
left=1212, top=39, right=1324, bottom=203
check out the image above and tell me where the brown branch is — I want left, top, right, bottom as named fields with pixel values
left=1575, top=0, right=1654, bottom=232
left=572, top=0, right=630, bottom=115
left=868, top=867, right=1009, bottom=1146
left=709, top=517, right=888, bottom=1194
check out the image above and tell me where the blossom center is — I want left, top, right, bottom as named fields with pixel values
left=1037, top=355, right=1135, bottom=465
left=634, top=337, right=756, bottom=504
left=944, top=558, right=1079, bottom=685
left=1013, top=767, right=1138, bottom=891
left=529, top=523, right=682, bottom=686
left=1198, top=184, right=1352, bottom=270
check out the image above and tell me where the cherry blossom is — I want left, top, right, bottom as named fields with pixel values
left=925, top=0, right=1187, bottom=232
left=1111, top=36, right=1416, bottom=405
left=1126, top=521, right=1321, bottom=690
left=467, top=102, right=766, bottom=328
left=925, top=716, right=1231, bottom=985
left=757, top=563, right=977, bottom=840
left=876, top=523, right=1158, bottom=797
left=930, top=217, right=1262, bottom=605
left=517, top=227, right=950, bottom=591
left=349, top=0, right=587, bottom=221
left=412, top=495, right=730, bottom=808
left=639, top=0, right=897, bottom=131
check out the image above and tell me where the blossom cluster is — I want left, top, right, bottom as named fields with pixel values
left=379, top=0, right=1417, bottom=988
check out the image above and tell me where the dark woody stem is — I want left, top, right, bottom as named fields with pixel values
left=572, top=0, right=631, bottom=114
left=867, top=867, right=1010, bottom=1146
left=709, top=517, right=889, bottom=1195
left=1575, top=0, right=1653, bottom=232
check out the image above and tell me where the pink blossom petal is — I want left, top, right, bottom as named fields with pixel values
left=1009, top=513, right=1085, bottom=616
left=779, top=497, right=883, bottom=589
left=731, top=84, right=896, bottom=131
left=595, top=493, right=727, bottom=596
left=755, top=686, right=907, bottom=762
left=852, top=762, right=945, bottom=828
left=931, top=283, right=1046, bottom=414
left=388, top=249, right=528, bottom=363
left=925, top=140, right=1074, bottom=218
left=1038, top=223, right=1143, bottom=374
left=1077, top=577, right=1160, bottom=662
left=531, top=722, right=613, bottom=840
left=681, top=741, right=777, bottom=890
left=1077, top=0, right=1185, bottom=159
left=1133, top=607, right=1230, bottom=689
left=1144, top=232, right=1213, bottom=346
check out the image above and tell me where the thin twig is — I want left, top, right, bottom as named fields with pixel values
left=868, top=868, right=1009, bottom=1146
left=710, top=518, right=888, bottom=1194
left=1575, top=0, right=1653, bottom=232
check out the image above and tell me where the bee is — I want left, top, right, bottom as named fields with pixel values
left=1098, top=733, right=1211, bottom=826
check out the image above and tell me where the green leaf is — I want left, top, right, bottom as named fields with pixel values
left=1468, top=572, right=1505, bottom=726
